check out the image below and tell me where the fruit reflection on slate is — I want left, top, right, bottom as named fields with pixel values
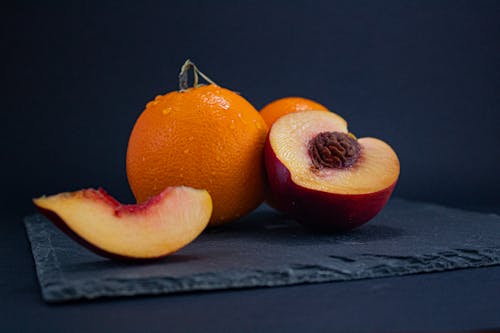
left=265, top=111, right=400, bottom=231
left=33, top=186, right=212, bottom=260
left=126, top=60, right=268, bottom=226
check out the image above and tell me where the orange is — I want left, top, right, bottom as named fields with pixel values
left=126, top=61, right=268, bottom=226
left=260, top=97, right=331, bottom=128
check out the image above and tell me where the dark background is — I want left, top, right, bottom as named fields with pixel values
left=2, top=0, right=500, bottom=214
left=1, top=1, right=500, bottom=332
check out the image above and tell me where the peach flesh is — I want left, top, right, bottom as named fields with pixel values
left=265, top=111, right=400, bottom=231
left=33, top=186, right=212, bottom=260
left=264, top=110, right=349, bottom=211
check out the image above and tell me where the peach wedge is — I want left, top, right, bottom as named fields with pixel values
left=33, top=186, right=212, bottom=260
left=265, top=111, right=400, bottom=231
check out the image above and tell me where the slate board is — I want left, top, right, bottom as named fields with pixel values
left=24, top=198, right=500, bottom=303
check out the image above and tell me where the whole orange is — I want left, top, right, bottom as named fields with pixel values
left=260, top=97, right=332, bottom=128
left=126, top=61, right=268, bottom=226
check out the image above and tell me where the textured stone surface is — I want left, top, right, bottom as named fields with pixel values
left=25, top=198, right=500, bottom=303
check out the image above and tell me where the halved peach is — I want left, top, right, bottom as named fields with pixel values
left=265, top=111, right=400, bottom=231
left=33, top=186, right=212, bottom=260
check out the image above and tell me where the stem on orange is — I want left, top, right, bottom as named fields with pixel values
left=178, top=59, right=217, bottom=91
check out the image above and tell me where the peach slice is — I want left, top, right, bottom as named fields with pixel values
left=33, top=186, right=212, bottom=260
left=265, top=111, right=400, bottom=231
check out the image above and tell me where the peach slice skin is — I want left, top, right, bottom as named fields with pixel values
left=33, top=186, right=212, bottom=260
left=265, top=141, right=397, bottom=231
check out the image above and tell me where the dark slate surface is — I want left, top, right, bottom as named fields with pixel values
left=24, top=198, right=500, bottom=303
